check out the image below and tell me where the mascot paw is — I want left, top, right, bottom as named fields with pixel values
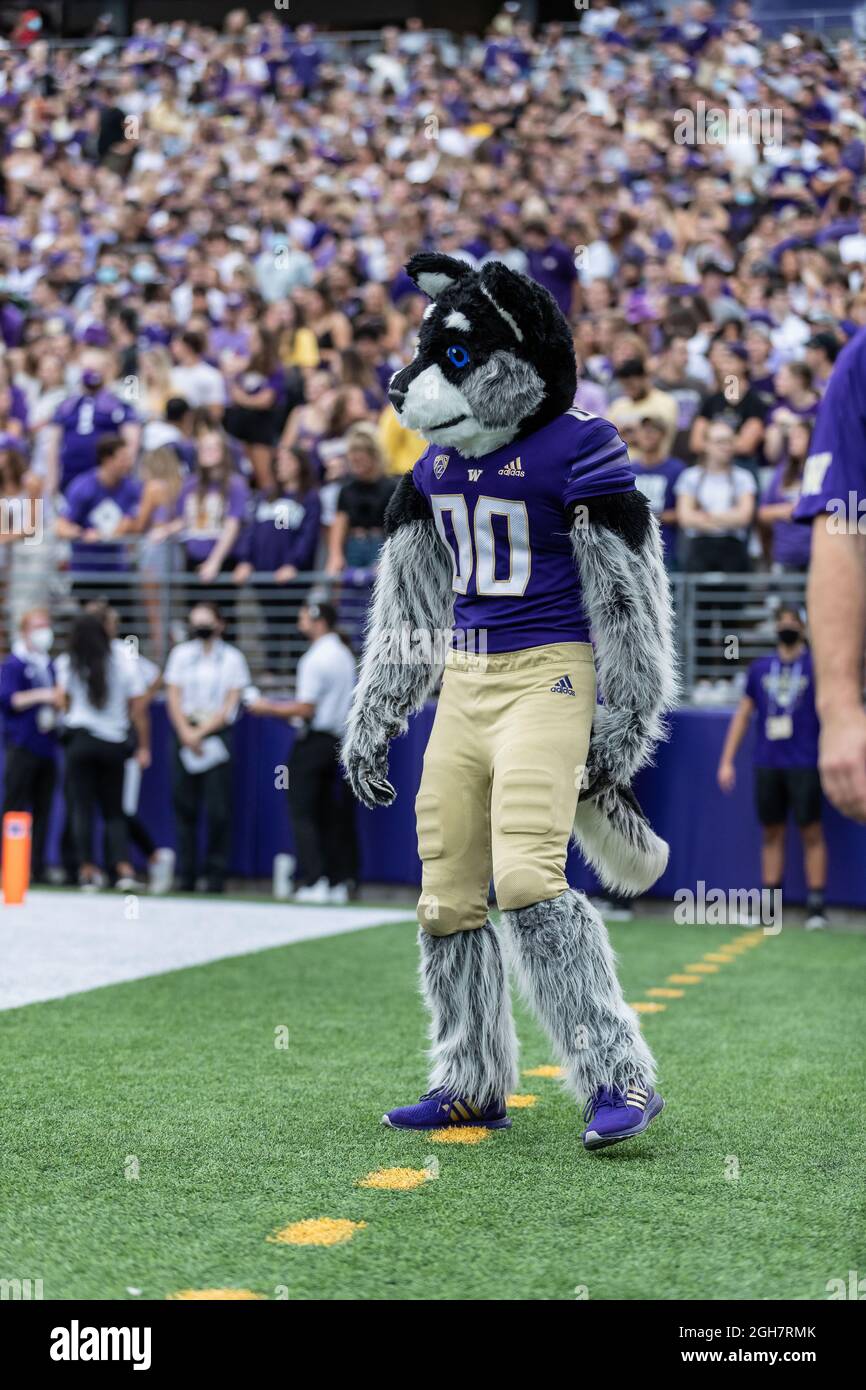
left=343, top=743, right=397, bottom=809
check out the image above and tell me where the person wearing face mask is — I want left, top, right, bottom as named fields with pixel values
left=163, top=601, right=250, bottom=893
left=717, top=607, right=828, bottom=930
left=45, top=351, right=140, bottom=495
left=0, top=608, right=63, bottom=883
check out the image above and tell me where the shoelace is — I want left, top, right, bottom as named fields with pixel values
left=583, top=1086, right=626, bottom=1123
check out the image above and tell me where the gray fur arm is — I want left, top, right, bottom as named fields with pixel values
left=571, top=491, right=679, bottom=790
left=342, top=516, right=454, bottom=808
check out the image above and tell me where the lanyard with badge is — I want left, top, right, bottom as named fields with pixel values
left=765, top=658, right=802, bottom=742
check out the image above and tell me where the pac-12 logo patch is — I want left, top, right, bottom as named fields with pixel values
left=433, top=454, right=449, bottom=480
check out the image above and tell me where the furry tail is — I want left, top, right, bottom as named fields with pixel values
left=572, top=784, right=668, bottom=897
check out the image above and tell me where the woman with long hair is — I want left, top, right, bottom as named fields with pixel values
left=124, top=446, right=186, bottom=648
left=759, top=420, right=814, bottom=574
left=59, top=612, right=149, bottom=891
left=166, top=428, right=249, bottom=639
left=223, top=326, right=288, bottom=490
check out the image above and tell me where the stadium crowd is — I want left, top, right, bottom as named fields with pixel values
left=0, top=2, right=863, bottom=663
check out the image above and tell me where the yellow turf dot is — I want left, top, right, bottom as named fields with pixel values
left=506, top=1093, right=538, bottom=1108
left=523, top=1065, right=563, bottom=1078
left=168, top=1289, right=265, bottom=1300
left=647, top=987, right=684, bottom=998
left=667, top=973, right=702, bottom=984
left=357, top=1167, right=429, bottom=1191
left=683, top=963, right=719, bottom=973
left=704, top=952, right=736, bottom=963
left=429, top=1126, right=491, bottom=1144
left=631, top=1000, right=666, bottom=1013
left=267, top=1217, right=366, bottom=1247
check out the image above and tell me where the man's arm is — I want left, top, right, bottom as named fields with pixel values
left=808, top=517, right=866, bottom=820
left=341, top=471, right=454, bottom=808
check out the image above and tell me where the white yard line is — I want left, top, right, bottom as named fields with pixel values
left=0, top=891, right=412, bottom=1011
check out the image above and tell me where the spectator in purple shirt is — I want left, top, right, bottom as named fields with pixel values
left=523, top=223, right=579, bottom=319
left=55, top=434, right=142, bottom=628
left=631, top=415, right=686, bottom=568
left=169, top=428, right=249, bottom=640
left=233, top=446, right=321, bottom=675
left=0, top=607, right=63, bottom=882
left=759, top=420, right=813, bottom=572
left=48, top=352, right=140, bottom=494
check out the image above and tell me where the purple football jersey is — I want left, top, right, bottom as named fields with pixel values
left=412, top=409, right=635, bottom=655
left=55, top=390, right=137, bottom=493
left=745, top=650, right=819, bottom=769
left=58, top=467, right=142, bottom=572
left=794, top=326, right=866, bottom=525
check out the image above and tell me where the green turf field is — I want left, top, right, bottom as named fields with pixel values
left=1, top=916, right=864, bottom=1301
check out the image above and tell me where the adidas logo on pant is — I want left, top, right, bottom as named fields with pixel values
left=550, top=675, right=576, bottom=696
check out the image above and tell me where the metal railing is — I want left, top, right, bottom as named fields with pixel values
left=0, top=555, right=806, bottom=701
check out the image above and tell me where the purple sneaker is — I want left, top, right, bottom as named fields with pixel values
left=581, top=1082, right=664, bottom=1151
left=382, top=1088, right=512, bottom=1130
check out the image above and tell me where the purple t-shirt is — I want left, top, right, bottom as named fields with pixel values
left=55, top=390, right=137, bottom=492
left=794, top=326, right=866, bottom=526
left=632, top=456, right=685, bottom=562
left=412, top=409, right=635, bottom=655
left=58, top=468, right=142, bottom=572
left=0, top=652, right=58, bottom=758
left=745, top=649, right=820, bottom=770
left=525, top=241, right=577, bottom=317
left=240, top=489, right=321, bottom=572
left=177, top=474, right=249, bottom=564
left=762, top=464, right=811, bottom=568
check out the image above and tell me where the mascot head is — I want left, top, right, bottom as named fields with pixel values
left=388, top=251, right=577, bottom=459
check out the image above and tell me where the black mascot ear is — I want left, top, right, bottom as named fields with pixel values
left=479, top=260, right=558, bottom=347
left=406, top=251, right=474, bottom=301
left=480, top=260, right=576, bottom=409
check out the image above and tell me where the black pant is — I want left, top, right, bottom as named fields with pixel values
left=171, top=735, right=233, bottom=889
left=64, top=729, right=129, bottom=872
left=2, top=744, right=57, bottom=879
left=288, top=731, right=359, bottom=886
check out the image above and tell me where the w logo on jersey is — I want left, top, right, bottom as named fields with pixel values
left=498, top=457, right=525, bottom=477
left=468, top=469, right=483, bottom=482
left=550, top=675, right=576, bottom=696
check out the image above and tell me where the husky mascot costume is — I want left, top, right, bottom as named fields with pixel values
left=342, top=253, right=677, bottom=1150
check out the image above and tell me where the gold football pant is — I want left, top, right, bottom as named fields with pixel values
left=416, top=642, right=596, bottom=935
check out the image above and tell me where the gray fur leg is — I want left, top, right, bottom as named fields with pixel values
left=502, top=889, right=656, bottom=1099
left=419, top=921, right=519, bottom=1104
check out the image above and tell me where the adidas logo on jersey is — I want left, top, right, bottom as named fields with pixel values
left=550, top=675, right=576, bottom=696
left=498, top=457, right=525, bottom=477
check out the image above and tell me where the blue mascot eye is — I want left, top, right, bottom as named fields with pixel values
left=446, top=344, right=470, bottom=369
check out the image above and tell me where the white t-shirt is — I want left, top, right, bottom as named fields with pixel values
left=58, top=647, right=147, bottom=743
left=170, top=361, right=226, bottom=409
left=296, top=633, right=356, bottom=737
left=675, top=464, right=757, bottom=538
left=163, top=638, right=250, bottom=721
